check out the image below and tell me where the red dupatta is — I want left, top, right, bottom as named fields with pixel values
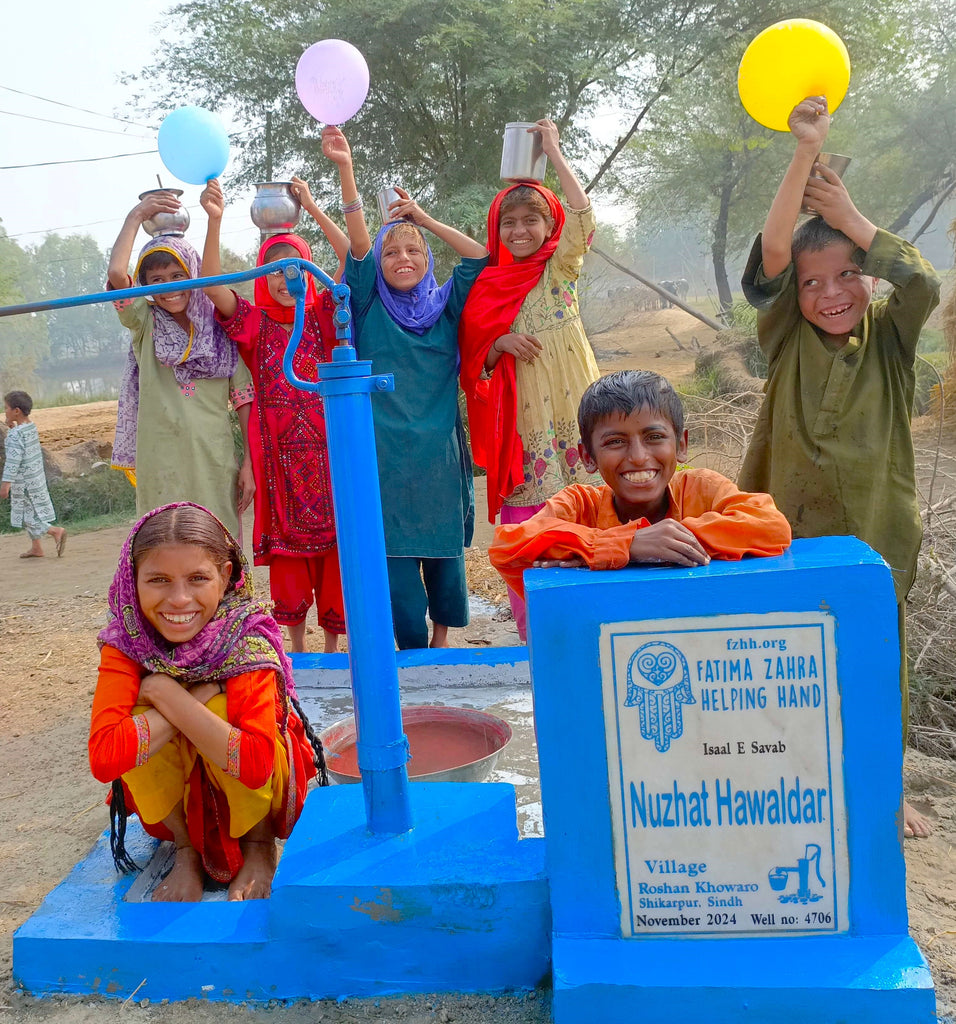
left=459, top=184, right=566, bottom=522
left=255, top=234, right=321, bottom=325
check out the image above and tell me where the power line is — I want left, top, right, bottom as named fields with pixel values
left=0, top=83, right=157, bottom=131
left=0, top=108, right=155, bottom=139
left=0, top=150, right=154, bottom=171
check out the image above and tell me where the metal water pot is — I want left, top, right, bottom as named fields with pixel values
left=250, top=182, right=301, bottom=236
left=499, top=122, right=548, bottom=183
left=138, top=189, right=189, bottom=237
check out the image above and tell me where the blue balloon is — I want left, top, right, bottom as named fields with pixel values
left=157, top=106, right=230, bottom=185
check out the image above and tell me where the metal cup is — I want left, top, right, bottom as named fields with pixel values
left=802, top=153, right=852, bottom=214
left=500, top=122, right=548, bottom=183
left=377, top=187, right=404, bottom=224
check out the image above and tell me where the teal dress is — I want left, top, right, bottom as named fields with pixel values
left=346, top=252, right=486, bottom=647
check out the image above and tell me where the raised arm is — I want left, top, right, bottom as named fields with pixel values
left=532, top=118, right=588, bottom=211
left=290, top=176, right=349, bottom=281
left=198, top=178, right=238, bottom=319
left=107, top=192, right=181, bottom=289
left=387, top=189, right=488, bottom=260
left=761, top=97, right=831, bottom=279
left=322, top=126, right=372, bottom=259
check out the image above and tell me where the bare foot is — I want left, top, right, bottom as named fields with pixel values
left=152, top=845, right=204, bottom=902
left=228, top=839, right=277, bottom=901
left=904, top=800, right=932, bottom=839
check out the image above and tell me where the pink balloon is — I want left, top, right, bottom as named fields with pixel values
left=295, top=39, right=370, bottom=124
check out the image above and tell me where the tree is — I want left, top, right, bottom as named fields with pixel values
left=629, top=0, right=956, bottom=311
left=32, top=234, right=126, bottom=364
left=0, top=223, right=49, bottom=392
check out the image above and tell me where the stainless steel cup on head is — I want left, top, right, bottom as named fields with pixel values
left=499, top=122, right=548, bottom=183
left=801, top=153, right=852, bottom=214
left=377, top=187, right=404, bottom=225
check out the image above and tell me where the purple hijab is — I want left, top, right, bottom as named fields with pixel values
left=112, top=237, right=238, bottom=472
left=369, top=223, right=455, bottom=334
left=98, top=502, right=297, bottom=704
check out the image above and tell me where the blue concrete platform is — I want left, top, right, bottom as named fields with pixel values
left=553, top=934, right=935, bottom=1023
left=14, top=782, right=549, bottom=1003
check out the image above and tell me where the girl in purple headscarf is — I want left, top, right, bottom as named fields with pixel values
left=107, top=193, right=256, bottom=537
left=324, top=126, right=489, bottom=650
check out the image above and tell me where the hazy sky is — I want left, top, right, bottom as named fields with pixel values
left=0, top=1, right=267, bottom=262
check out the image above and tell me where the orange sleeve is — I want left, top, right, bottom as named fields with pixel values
left=225, top=669, right=280, bottom=790
left=89, top=645, right=147, bottom=783
left=671, top=469, right=791, bottom=558
left=489, top=485, right=642, bottom=599
left=88, top=646, right=280, bottom=790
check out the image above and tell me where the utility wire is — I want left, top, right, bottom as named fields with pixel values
left=0, top=150, right=154, bottom=171
left=0, top=83, right=157, bottom=130
left=0, top=108, right=155, bottom=139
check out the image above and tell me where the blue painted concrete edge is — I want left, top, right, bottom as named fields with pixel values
left=291, top=645, right=529, bottom=672
left=14, top=783, right=550, bottom=1003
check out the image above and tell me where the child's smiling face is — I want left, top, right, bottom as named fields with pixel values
left=144, top=262, right=190, bottom=317
left=136, top=543, right=231, bottom=644
left=498, top=203, right=554, bottom=261
left=795, top=240, right=874, bottom=343
left=580, top=406, right=687, bottom=523
left=380, top=233, right=427, bottom=292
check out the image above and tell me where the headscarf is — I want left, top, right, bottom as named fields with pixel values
left=111, top=236, right=238, bottom=473
left=98, top=501, right=297, bottom=704
left=254, top=233, right=321, bottom=325
left=458, top=184, right=566, bottom=522
left=368, top=222, right=455, bottom=334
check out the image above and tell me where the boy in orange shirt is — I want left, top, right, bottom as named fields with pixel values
left=489, top=370, right=790, bottom=599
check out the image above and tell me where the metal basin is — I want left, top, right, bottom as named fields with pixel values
left=320, top=705, right=513, bottom=784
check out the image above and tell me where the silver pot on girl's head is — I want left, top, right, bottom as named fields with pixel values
left=250, top=182, right=301, bottom=237
left=138, top=189, right=189, bottom=237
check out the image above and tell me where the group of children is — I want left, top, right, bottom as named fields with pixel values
left=13, top=96, right=929, bottom=901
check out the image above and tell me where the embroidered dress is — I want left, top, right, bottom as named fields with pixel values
left=218, top=294, right=337, bottom=561
left=507, top=203, right=602, bottom=507
left=89, top=503, right=320, bottom=882
left=459, top=185, right=601, bottom=522
left=2, top=422, right=56, bottom=538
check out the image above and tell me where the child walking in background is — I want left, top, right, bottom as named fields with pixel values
left=89, top=503, right=327, bottom=902
left=459, top=118, right=602, bottom=640
left=200, top=176, right=349, bottom=654
left=490, top=370, right=790, bottom=598
left=323, top=125, right=489, bottom=650
left=107, top=192, right=255, bottom=538
left=1, top=390, right=66, bottom=558
left=737, top=97, right=940, bottom=839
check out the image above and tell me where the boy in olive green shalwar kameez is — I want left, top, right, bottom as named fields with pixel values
left=738, top=96, right=940, bottom=840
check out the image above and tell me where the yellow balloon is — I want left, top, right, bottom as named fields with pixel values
left=738, top=19, right=851, bottom=132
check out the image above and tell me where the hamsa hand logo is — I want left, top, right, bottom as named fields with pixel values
left=625, top=641, right=695, bottom=752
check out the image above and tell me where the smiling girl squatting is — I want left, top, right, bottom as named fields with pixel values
left=89, top=503, right=326, bottom=902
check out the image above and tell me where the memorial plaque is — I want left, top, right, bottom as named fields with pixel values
left=602, top=611, right=848, bottom=938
